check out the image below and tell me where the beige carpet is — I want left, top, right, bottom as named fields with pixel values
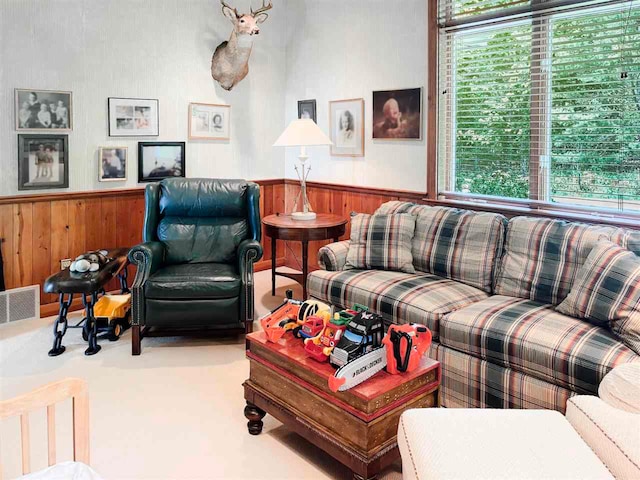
left=0, top=270, right=403, bottom=480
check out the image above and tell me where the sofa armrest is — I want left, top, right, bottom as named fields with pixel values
left=128, top=241, right=165, bottom=288
left=566, top=395, right=640, bottom=480
left=237, top=239, right=263, bottom=282
left=318, top=240, right=350, bottom=271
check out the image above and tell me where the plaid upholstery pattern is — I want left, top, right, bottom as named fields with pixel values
left=494, top=217, right=616, bottom=305
left=318, top=240, right=350, bottom=271
left=557, top=241, right=640, bottom=355
left=375, top=200, right=429, bottom=216
left=345, top=213, right=416, bottom=273
left=437, top=345, right=575, bottom=413
left=410, top=207, right=506, bottom=293
left=610, top=227, right=640, bottom=255
left=440, top=295, right=640, bottom=394
left=307, top=269, right=489, bottom=338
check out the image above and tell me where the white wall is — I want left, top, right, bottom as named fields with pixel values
left=283, top=0, right=428, bottom=193
left=0, top=0, right=288, bottom=196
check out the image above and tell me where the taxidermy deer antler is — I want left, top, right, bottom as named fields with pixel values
left=211, top=0, right=273, bottom=91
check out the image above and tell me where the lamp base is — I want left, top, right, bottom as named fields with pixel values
left=291, top=211, right=317, bottom=221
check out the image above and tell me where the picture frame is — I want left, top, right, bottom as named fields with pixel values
left=297, top=99, right=317, bottom=123
left=18, top=134, right=69, bottom=190
left=372, top=88, right=423, bottom=140
left=329, top=98, right=365, bottom=157
left=108, top=97, right=159, bottom=137
left=98, top=147, right=128, bottom=182
left=138, top=142, right=185, bottom=183
left=15, top=89, right=73, bottom=132
left=188, top=103, right=230, bottom=140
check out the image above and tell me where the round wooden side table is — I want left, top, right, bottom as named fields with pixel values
left=263, top=213, right=348, bottom=299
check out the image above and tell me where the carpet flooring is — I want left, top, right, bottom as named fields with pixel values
left=0, top=270, right=402, bottom=480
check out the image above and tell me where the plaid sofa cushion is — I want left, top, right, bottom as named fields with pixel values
left=437, top=345, right=575, bottom=412
left=557, top=241, right=640, bottom=355
left=610, top=227, right=640, bottom=255
left=318, top=240, right=350, bottom=271
left=440, top=295, right=640, bottom=394
left=494, top=217, right=616, bottom=305
left=345, top=213, right=416, bottom=273
left=375, top=200, right=430, bottom=216
left=411, top=207, right=506, bottom=293
left=307, top=269, right=489, bottom=338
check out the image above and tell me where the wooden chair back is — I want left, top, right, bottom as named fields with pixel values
left=0, top=378, right=89, bottom=478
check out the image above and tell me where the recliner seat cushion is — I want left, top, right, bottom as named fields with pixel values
left=308, top=269, right=489, bottom=338
left=440, top=295, right=639, bottom=394
left=144, top=263, right=241, bottom=300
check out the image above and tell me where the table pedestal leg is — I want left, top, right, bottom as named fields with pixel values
left=302, top=240, right=309, bottom=299
left=83, top=292, right=101, bottom=356
left=48, top=293, right=73, bottom=357
left=271, top=237, right=276, bottom=296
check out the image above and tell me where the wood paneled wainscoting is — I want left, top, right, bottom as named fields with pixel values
left=0, top=179, right=285, bottom=316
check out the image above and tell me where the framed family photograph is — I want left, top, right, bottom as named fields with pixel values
left=188, top=103, right=230, bottom=140
left=138, top=142, right=185, bottom=183
left=99, top=147, right=127, bottom=182
left=297, top=99, right=317, bottom=123
left=372, top=88, right=422, bottom=140
left=329, top=98, right=364, bottom=157
left=15, top=89, right=72, bottom=132
left=18, top=134, right=69, bottom=190
left=108, top=97, right=159, bottom=136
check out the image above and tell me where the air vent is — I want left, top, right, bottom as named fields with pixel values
left=0, top=285, right=40, bottom=324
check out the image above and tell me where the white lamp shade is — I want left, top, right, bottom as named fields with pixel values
left=273, top=119, right=332, bottom=147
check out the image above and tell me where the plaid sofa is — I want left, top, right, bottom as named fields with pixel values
left=308, top=201, right=640, bottom=413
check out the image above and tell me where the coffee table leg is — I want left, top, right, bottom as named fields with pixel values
left=244, top=401, right=266, bottom=435
left=271, top=237, right=276, bottom=296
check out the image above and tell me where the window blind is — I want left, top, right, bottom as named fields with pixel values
left=438, top=0, right=640, bottom=213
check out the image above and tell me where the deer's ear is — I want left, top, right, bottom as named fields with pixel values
left=254, top=12, right=269, bottom=24
left=222, top=6, right=238, bottom=22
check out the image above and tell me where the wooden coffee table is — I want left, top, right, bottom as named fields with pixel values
left=243, top=331, right=440, bottom=480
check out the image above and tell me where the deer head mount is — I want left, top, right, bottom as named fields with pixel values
left=211, top=0, right=273, bottom=91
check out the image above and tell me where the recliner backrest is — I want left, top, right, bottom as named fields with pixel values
left=153, top=178, right=254, bottom=265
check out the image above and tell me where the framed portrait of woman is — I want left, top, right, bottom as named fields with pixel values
left=329, top=98, right=364, bottom=157
left=188, top=103, right=230, bottom=140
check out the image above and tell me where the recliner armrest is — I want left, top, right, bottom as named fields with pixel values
left=128, top=241, right=165, bottom=287
left=237, top=239, right=263, bottom=282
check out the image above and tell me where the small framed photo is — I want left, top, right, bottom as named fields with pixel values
left=329, top=98, right=365, bottom=157
left=99, top=147, right=127, bottom=182
left=18, top=134, right=69, bottom=190
left=15, top=89, right=72, bottom=132
left=188, top=103, right=230, bottom=140
left=373, top=88, right=423, bottom=140
left=108, top=97, right=159, bottom=136
left=298, top=99, right=317, bottom=123
left=138, top=142, right=185, bottom=183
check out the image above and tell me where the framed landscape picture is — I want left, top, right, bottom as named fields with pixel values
left=297, top=99, right=317, bottom=123
left=15, top=89, right=72, bottom=132
left=329, top=98, right=364, bottom=157
left=18, top=134, right=69, bottom=190
left=372, top=88, right=422, bottom=140
left=188, top=103, right=230, bottom=140
left=138, top=142, right=185, bottom=183
left=99, top=147, right=127, bottom=182
left=108, top=97, right=159, bottom=136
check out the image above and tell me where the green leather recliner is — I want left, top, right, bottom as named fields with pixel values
left=128, top=178, right=263, bottom=355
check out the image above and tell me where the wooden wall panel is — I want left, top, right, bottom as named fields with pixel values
left=13, top=203, right=33, bottom=288
left=0, top=205, right=15, bottom=290
left=32, top=202, right=53, bottom=304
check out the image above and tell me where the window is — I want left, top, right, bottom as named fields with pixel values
left=438, top=0, right=640, bottom=213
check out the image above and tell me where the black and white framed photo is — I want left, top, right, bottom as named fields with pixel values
left=99, top=147, right=127, bottom=182
left=108, top=97, right=159, bottom=136
left=297, top=99, right=317, bottom=123
left=329, top=98, right=365, bottom=157
left=372, top=88, right=422, bottom=140
left=138, top=142, right=185, bottom=183
left=18, top=134, right=69, bottom=190
left=15, top=89, right=72, bottom=132
left=188, top=103, right=230, bottom=140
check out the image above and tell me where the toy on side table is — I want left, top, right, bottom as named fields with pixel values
left=304, top=312, right=349, bottom=362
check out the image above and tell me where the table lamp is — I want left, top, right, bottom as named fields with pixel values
left=273, top=119, right=332, bottom=221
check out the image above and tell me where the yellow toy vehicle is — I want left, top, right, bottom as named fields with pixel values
left=86, top=294, right=132, bottom=341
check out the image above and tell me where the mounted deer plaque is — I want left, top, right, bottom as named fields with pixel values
left=211, top=0, right=272, bottom=91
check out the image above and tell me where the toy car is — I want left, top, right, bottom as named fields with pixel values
left=90, top=294, right=131, bottom=341
left=329, top=310, right=385, bottom=368
left=304, top=312, right=349, bottom=362
left=287, top=300, right=331, bottom=338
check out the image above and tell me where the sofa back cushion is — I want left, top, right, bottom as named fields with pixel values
left=494, top=217, right=616, bottom=305
left=375, top=201, right=429, bottom=216
left=610, top=228, right=640, bottom=255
